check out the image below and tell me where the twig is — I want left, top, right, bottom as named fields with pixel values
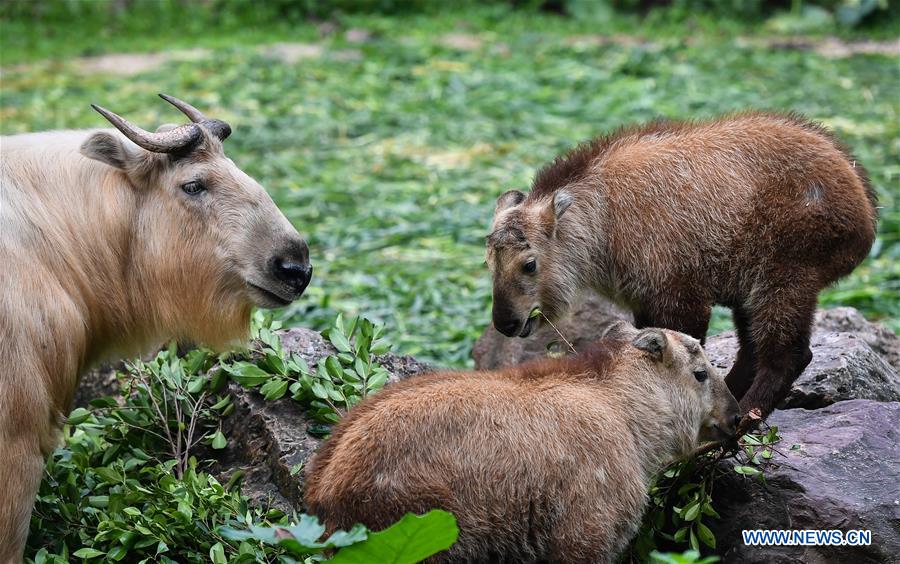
left=184, top=391, right=208, bottom=471
left=539, top=312, right=577, bottom=354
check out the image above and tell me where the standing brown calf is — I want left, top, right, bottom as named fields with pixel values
left=0, top=95, right=311, bottom=562
left=305, top=324, right=740, bottom=563
left=486, top=112, right=876, bottom=418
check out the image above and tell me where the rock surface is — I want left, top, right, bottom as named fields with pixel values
left=219, top=327, right=431, bottom=510
left=704, top=331, right=900, bottom=409
left=710, top=400, right=900, bottom=564
left=815, top=307, right=900, bottom=372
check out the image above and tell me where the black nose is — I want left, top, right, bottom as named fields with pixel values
left=272, top=242, right=312, bottom=294
left=494, top=317, right=521, bottom=337
left=732, top=414, right=742, bottom=429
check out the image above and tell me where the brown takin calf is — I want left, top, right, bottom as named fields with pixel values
left=305, top=324, right=740, bottom=563
left=0, top=95, right=311, bottom=562
left=486, top=112, right=877, bottom=419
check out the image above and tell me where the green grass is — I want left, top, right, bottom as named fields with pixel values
left=2, top=7, right=897, bottom=365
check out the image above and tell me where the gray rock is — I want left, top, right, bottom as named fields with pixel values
left=710, top=400, right=900, bottom=563
left=815, top=307, right=900, bottom=372
left=705, top=331, right=900, bottom=409
left=472, top=294, right=632, bottom=370
left=221, top=327, right=431, bottom=510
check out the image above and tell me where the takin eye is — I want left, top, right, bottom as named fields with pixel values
left=522, top=259, right=537, bottom=274
left=694, top=369, right=708, bottom=383
left=181, top=180, right=206, bottom=196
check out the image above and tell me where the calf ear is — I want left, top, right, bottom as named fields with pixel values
left=601, top=319, right=638, bottom=341
left=496, top=189, right=526, bottom=213
left=80, top=131, right=141, bottom=171
left=633, top=329, right=668, bottom=362
left=540, top=189, right=574, bottom=237
left=553, top=189, right=573, bottom=219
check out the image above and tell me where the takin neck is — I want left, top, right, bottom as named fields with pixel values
left=2, top=138, right=247, bottom=412
left=612, top=372, right=701, bottom=483
left=554, top=191, right=617, bottom=300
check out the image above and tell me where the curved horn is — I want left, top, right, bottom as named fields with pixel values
left=159, top=93, right=232, bottom=141
left=159, top=93, right=206, bottom=122
left=91, top=104, right=201, bottom=153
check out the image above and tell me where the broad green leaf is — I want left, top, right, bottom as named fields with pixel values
left=329, top=330, right=353, bottom=353
left=224, top=362, right=271, bottom=387
left=697, top=521, right=716, bottom=549
left=72, top=548, right=105, bottom=559
left=329, top=510, right=458, bottom=564
left=211, top=430, right=227, bottom=450
left=67, top=407, right=91, bottom=426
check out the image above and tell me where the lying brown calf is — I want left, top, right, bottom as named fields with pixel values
left=305, top=324, right=740, bottom=563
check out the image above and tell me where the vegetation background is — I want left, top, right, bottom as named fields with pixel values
left=2, top=0, right=897, bottom=368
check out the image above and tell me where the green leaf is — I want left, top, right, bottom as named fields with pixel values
left=329, top=330, right=353, bottom=353
left=733, top=465, right=762, bottom=477
left=697, top=521, right=716, bottom=549
left=67, top=407, right=92, bottom=426
left=224, top=362, right=271, bottom=387
left=683, top=502, right=700, bottom=522
left=329, top=510, right=458, bottom=564
left=325, top=356, right=343, bottom=380
left=72, top=548, right=105, bottom=559
left=311, top=382, right=329, bottom=400
left=211, top=430, right=227, bottom=450
left=260, top=378, right=289, bottom=400
left=366, top=372, right=389, bottom=392
left=209, top=542, right=227, bottom=564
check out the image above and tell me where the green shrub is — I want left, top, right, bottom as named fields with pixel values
left=26, top=314, right=457, bottom=563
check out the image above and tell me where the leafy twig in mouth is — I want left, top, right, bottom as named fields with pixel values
left=532, top=309, right=577, bottom=355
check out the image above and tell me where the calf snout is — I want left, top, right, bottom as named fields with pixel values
left=493, top=305, right=523, bottom=337
left=271, top=240, right=312, bottom=295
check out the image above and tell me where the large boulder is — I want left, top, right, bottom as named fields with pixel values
left=815, top=307, right=900, bottom=372
left=704, top=331, right=900, bottom=409
left=219, top=327, right=431, bottom=510
left=710, top=400, right=900, bottom=563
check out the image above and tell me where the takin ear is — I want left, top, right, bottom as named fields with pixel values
left=632, top=328, right=668, bottom=362
left=540, top=189, right=574, bottom=237
left=80, top=131, right=142, bottom=171
left=495, top=189, right=526, bottom=214
left=601, top=319, right=639, bottom=341
left=553, top=189, right=574, bottom=219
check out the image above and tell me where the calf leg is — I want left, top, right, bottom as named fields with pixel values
left=0, top=432, right=45, bottom=563
left=739, top=292, right=816, bottom=417
left=725, top=305, right=757, bottom=402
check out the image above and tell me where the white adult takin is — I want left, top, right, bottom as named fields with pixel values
left=0, top=94, right=312, bottom=561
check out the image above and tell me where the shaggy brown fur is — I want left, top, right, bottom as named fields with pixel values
left=486, top=112, right=876, bottom=420
left=0, top=101, right=310, bottom=562
left=305, top=324, right=740, bottom=563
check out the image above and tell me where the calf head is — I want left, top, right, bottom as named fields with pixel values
left=80, top=94, right=311, bottom=344
left=486, top=188, right=575, bottom=337
left=608, top=322, right=741, bottom=450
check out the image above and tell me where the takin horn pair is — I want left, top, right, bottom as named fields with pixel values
left=90, top=93, right=231, bottom=153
